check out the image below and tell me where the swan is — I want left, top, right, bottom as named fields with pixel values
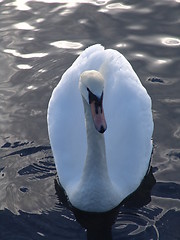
left=47, top=44, right=153, bottom=212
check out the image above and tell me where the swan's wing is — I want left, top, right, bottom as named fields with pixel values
left=102, top=49, right=153, bottom=199
left=47, top=45, right=106, bottom=188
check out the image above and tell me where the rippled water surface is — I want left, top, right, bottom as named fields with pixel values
left=0, top=0, right=180, bottom=239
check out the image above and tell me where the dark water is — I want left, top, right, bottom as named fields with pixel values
left=0, top=0, right=180, bottom=239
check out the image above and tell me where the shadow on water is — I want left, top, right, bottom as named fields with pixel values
left=55, top=167, right=156, bottom=240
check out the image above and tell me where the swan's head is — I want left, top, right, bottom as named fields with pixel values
left=79, top=70, right=107, bottom=134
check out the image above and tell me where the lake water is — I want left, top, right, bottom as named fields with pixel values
left=0, top=0, right=180, bottom=239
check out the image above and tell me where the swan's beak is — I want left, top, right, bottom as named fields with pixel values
left=90, top=101, right=107, bottom=134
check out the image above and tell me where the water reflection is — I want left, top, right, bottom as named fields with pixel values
left=12, top=0, right=111, bottom=12
left=50, top=40, right=83, bottom=49
left=14, top=22, right=35, bottom=30
left=0, top=0, right=180, bottom=238
left=99, top=1, right=135, bottom=13
left=4, top=49, right=48, bottom=58
left=17, top=64, right=32, bottom=69
left=161, top=37, right=180, bottom=46
left=174, top=127, right=180, bottom=138
left=11, top=0, right=31, bottom=11
left=106, top=2, right=131, bottom=10
left=115, top=207, right=160, bottom=239
left=55, top=168, right=156, bottom=239
left=0, top=138, right=56, bottom=214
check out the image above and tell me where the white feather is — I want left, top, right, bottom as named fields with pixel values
left=47, top=44, right=153, bottom=212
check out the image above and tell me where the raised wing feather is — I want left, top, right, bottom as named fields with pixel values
left=102, top=49, right=153, bottom=197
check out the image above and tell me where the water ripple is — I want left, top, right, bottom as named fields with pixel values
left=0, top=138, right=57, bottom=214
left=0, top=0, right=179, bottom=238
left=14, top=22, right=35, bottom=30
left=17, top=64, right=32, bottom=69
left=161, top=37, right=180, bottom=46
left=50, top=40, right=83, bottom=49
left=4, top=49, right=48, bottom=58
left=114, top=207, right=160, bottom=239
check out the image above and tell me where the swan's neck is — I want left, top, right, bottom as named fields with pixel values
left=82, top=98, right=109, bottom=181
left=69, top=98, right=120, bottom=212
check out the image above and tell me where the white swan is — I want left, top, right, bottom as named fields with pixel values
left=47, top=44, right=153, bottom=212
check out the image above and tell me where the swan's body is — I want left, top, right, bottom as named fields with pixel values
left=47, top=44, right=153, bottom=212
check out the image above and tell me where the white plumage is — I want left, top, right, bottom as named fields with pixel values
left=47, top=44, right=153, bottom=212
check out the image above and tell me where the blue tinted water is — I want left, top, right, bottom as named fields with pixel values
left=0, top=0, right=180, bottom=239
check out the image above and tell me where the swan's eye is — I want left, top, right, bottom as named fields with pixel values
left=87, top=88, right=102, bottom=104
left=87, top=88, right=103, bottom=114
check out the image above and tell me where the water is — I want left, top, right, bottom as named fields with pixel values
left=0, top=0, right=180, bottom=239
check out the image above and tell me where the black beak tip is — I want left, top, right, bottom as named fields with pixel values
left=99, top=125, right=106, bottom=134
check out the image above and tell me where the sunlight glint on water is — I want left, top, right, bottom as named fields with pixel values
left=0, top=0, right=180, bottom=239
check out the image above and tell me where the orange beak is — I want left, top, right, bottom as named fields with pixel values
left=90, top=100, right=107, bottom=133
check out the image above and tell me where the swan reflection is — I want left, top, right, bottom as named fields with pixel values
left=55, top=167, right=155, bottom=240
